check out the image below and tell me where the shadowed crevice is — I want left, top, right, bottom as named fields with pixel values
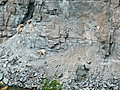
left=20, top=2, right=35, bottom=24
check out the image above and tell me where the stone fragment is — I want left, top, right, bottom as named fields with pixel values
left=3, top=78, right=9, bottom=84
left=0, top=73, right=3, bottom=80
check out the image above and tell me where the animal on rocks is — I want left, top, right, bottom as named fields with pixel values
left=37, top=49, right=46, bottom=55
left=16, top=24, right=24, bottom=34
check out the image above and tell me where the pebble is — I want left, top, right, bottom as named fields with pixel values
left=58, top=73, right=63, bottom=78
left=20, top=77, right=27, bottom=82
left=113, top=86, right=119, bottom=90
left=84, top=64, right=90, bottom=71
left=86, top=61, right=91, bottom=64
left=34, top=72, right=38, bottom=77
left=107, top=83, right=116, bottom=87
left=3, top=64, right=7, bottom=68
left=103, top=84, right=107, bottom=88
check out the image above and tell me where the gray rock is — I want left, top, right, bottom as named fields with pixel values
left=77, top=65, right=85, bottom=71
left=3, top=64, right=7, bottom=68
left=20, top=77, right=27, bottom=83
left=106, top=82, right=115, bottom=87
left=113, top=86, right=119, bottom=90
left=86, top=61, right=91, bottom=64
left=0, top=73, right=3, bottom=80
left=103, top=84, right=107, bottom=88
left=76, top=70, right=87, bottom=77
left=3, top=77, right=9, bottom=84
left=101, top=87, right=106, bottom=90
left=84, top=64, right=90, bottom=71
left=34, top=72, right=38, bottom=77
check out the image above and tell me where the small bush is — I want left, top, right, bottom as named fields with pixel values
left=40, top=78, right=62, bottom=90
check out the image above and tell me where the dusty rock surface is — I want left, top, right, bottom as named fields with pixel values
left=0, top=0, right=120, bottom=89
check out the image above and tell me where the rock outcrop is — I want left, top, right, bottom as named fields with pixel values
left=0, top=0, right=120, bottom=89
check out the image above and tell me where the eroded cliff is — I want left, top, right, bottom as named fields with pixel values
left=0, top=0, right=120, bottom=89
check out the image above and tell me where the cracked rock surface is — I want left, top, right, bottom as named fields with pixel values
left=0, top=0, right=120, bottom=89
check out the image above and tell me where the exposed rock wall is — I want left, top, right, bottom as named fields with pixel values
left=0, top=0, right=34, bottom=43
left=0, top=0, right=120, bottom=89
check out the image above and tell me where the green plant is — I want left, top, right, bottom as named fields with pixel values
left=40, top=78, right=62, bottom=90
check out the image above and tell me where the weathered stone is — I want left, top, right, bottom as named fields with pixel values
left=0, top=73, right=3, bottom=80
left=47, top=39, right=59, bottom=48
left=60, top=37, right=65, bottom=43
left=3, top=77, right=9, bottom=84
left=76, top=70, right=87, bottom=77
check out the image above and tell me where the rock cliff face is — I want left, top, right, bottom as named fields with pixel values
left=0, top=0, right=120, bottom=89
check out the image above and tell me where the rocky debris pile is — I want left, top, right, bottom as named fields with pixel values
left=63, top=63, right=120, bottom=90
left=66, top=70, right=120, bottom=90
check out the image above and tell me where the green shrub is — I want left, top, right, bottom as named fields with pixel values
left=40, top=78, right=62, bottom=90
